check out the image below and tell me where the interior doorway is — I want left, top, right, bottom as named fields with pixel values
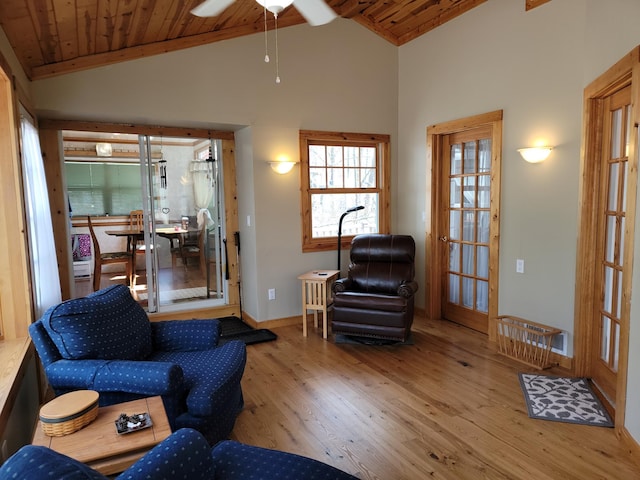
left=427, top=110, right=503, bottom=339
left=574, top=46, right=640, bottom=429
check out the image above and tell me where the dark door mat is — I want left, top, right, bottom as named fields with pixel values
left=218, top=316, right=277, bottom=345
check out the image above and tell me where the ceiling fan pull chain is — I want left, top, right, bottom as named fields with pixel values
left=263, top=5, right=270, bottom=63
left=274, top=12, right=281, bottom=84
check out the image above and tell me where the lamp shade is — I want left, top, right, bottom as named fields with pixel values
left=518, top=147, right=552, bottom=163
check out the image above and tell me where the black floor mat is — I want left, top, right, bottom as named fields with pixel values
left=218, top=316, right=277, bottom=345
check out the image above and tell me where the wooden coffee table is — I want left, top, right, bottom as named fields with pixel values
left=32, top=396, right=171, bottom=475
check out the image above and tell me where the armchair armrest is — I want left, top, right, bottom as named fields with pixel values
left=119, top=428, right=214, bottom=480
left=151, top=319, right=220, bottom=351
left=398, top=280, right=419, bottom=298
left=45, top=359, right=183, bottom=397
left=333, top=278, right=353, bottom=293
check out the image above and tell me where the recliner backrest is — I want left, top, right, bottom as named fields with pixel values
left=348, top=234, right=415, bottom=294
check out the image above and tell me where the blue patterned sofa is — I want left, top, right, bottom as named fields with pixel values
left=0, top=428, right=358, bottom=479
left=28, top=285, right=246, bottom=445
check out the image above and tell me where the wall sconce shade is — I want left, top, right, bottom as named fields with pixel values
left=518, top=146, right=553, bottom=163
left=96, top=142, right=112, bottom=157
left=268, top=161, right=296, bottom=174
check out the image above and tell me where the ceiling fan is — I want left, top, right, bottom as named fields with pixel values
left=191, top=0, right=338, bottom=26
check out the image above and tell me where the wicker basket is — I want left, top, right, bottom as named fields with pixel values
left=495, top=315, right=561, bottom=369
left=39, top=390, right=99, bottom=437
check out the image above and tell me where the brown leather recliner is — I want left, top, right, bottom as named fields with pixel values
left=331, top=234, right=418, bottom=342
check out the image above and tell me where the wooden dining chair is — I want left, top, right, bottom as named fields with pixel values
left=180, top=223, right=207, bottom=277
left=129, top=210, right=152, bottom=270
left=87, top=216, right=132, bottom=291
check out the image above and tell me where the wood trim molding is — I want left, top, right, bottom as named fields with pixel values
left=525, top=0, right=552, bottom=11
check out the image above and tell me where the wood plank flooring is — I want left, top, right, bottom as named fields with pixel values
left=230, top=317, right=640, bottom=479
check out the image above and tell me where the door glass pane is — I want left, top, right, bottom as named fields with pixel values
left=462, top=277, right=473, bottom=308
left=608, top=162, right=619, bottom=210
left=614, top=322, right=620, bottom=371
left=451, top=144, right=462, bottom=175
left=605, top=215, right=615, bottom=263
left=476, top=280, right=488, bottom=312
left=449, top=243, right=460, bottom=272
left=478, top=139, right=491, bottom=172
left=462, top=211, right=475, bottom=242
left=463, top=177, right=476, bottom=207
left=450, top=179, right=461, bottom=206
left=463, top=142, right=476, bottom=174
left=477, top=211, right=489, bottom=243
left=620, top=216, right=626, bottom=263
left=622, top=161, right=628, bottom=209
left=601, top=315, right=611, bottom=361
left=478, top=175, right=490, bottom=208
left=616, top=269, right=623, bottom=317
left=611, top=108, right=622, bottom=159
left=625, top=107, right=631, bottom=157
left=604, top=266, right=614, bottom=313
left=450, top=211, right=460, bottom=240
left=477, top=246, right=488, bottom=278
left=449, top=274, right=459, bottom=303
left=462, top=244, right=474, bottom=275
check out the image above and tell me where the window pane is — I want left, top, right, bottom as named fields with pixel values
left=344, top=168, right=358, bottom=188
left=604, top=266, right=614, bottom=314
left=361, top=147, right=376, bottom=167
left=477, top=211, right=489, bottom=243
left=463, top=176, right=476, bottom=207
left=477, top=246, right=488, bottom=278
left=462, top=277, right=473, bottom=308
left=309, top=145, right=326, bottom=166
left=462, top=211, right=475, bottom=242
left=449, top=243, right=460, bottom=272
left=310, top=193, right=378, bottom=238
left=476, top=280, right=488, bottom=312
left=310, top=167, right=326, bottom=188
left=611, top=108, right=622, bottom=159
left=327, top=168, right=343, bottom=188
left=449, top=274, right=459, bottom=304
left=605, top=215, right=615, bottom=263
left=450, top=179, right=461, bottom=207
left=478, top=175, right=490, bottom=208
left=327, top=146, right=342, bottom=166
left=344, top=146, right=358, bottom=167
left=601, top=315, right=611, bottom=362
left=361, top=168, right=376, bottom=188
left=608, top=162, right=619, bottom=210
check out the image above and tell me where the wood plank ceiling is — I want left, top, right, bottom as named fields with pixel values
left=0, top=0, right=550, bottom=81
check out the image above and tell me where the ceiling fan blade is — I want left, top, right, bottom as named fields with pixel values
left=293, top=0, right=337, bottom=26
left=191, top=0, right=235, bottom=17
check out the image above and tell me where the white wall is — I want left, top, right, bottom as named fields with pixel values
left=398, top=0, right=640, bottom=440
left=31, top=19, right=399, bottom=322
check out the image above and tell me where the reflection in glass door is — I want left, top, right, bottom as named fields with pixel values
left=138, top=135, right=226, bottom=312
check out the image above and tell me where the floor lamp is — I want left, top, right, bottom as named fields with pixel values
left=337, top=206, right=364, bottom=273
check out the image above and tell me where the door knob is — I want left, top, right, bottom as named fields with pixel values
left=439, top=236, right=448, bottom=242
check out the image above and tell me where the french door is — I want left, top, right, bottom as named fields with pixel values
left=590, top=85, right=632, bottom=403
left=427, top=110, right=502, bottom=337
left=440, top=126, right=493, bottom=333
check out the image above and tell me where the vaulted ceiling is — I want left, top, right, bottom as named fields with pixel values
left=0, top=0, right=549, bottom=81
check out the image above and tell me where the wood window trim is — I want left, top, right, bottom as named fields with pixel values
left=299, top=130, right=391, bottom=253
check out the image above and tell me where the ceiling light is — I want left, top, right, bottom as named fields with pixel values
left=255, top=0, right=293, bottom=14
left=96, top=143, right=112, bottom=157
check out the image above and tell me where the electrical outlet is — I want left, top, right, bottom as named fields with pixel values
left=516, top=258, right=525, bottom=273
left=268, top=288, right=276, bottom=300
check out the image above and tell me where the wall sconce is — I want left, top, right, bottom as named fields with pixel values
left=518, top=146, right=553, bottom=163
left=95, top=142, right=112, bottom=157
left=268, top=156, right=297, bottom=174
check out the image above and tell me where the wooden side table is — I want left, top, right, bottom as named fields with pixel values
left=298, top=270, right=340, bottom=339
left=32, top=396, right=171, bottom=475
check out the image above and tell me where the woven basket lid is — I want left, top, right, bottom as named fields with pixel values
left=39, top=390, right=99, bottom=422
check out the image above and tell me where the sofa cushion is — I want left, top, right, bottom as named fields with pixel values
left=41, top=285, right=152, bottom=361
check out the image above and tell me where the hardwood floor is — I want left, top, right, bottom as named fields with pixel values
left=230, top=317, right=640, bottom=479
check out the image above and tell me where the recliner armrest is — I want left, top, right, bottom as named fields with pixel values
left=333, top=278, right=353, bottom=293
left=398, top=280, right=418, bottom=298
left=119, top=428, right=214, bottom=479
left=151, top=319, right=220, bottom=351
left=45, top=359, right=183, bottom=397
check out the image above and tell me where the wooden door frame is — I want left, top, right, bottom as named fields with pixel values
left=426, top=110, right=503, bottom=340
left=574, top=46, right=640, bottom=431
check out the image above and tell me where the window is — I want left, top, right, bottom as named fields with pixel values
left=300, top=130, right=390, bottom=252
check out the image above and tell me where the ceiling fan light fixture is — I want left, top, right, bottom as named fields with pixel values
left=256, top=0, right=293, bottom=15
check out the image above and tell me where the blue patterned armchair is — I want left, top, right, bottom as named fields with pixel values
left=0, top=428, right=358, bottom=479
left=28, top=285, right=246, bottom=445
